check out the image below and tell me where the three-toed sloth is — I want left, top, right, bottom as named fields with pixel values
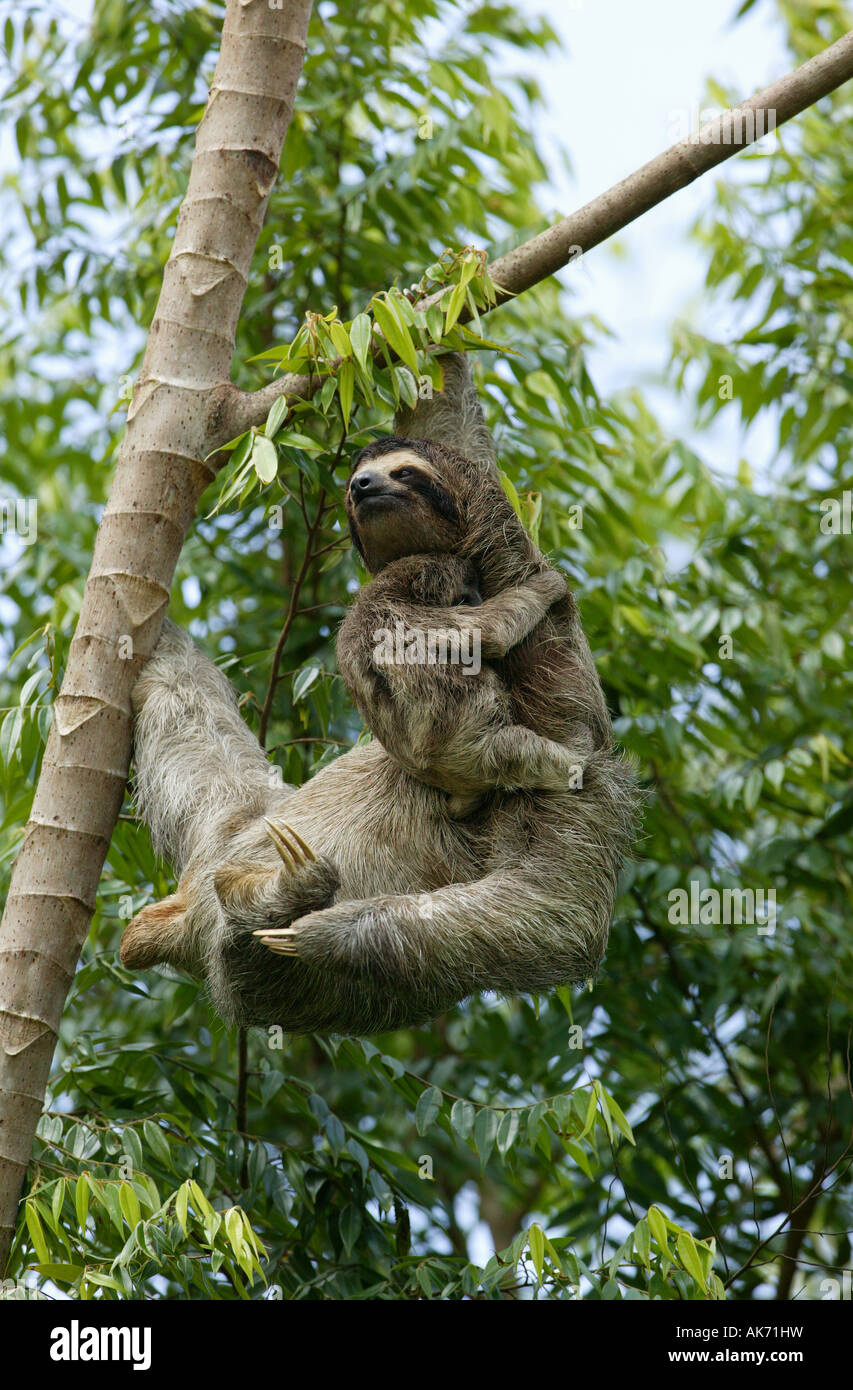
left=122, top=365, right=637, bottom=1034
left=325, top=454, right=596, bottom=821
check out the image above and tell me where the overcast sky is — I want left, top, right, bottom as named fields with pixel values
left=523, top=0, right=791, bottom=474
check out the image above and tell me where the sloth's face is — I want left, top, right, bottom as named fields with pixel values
left=346, top=447, right=464, bottom=572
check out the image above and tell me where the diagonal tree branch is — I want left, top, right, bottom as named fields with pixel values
left=218, top=28, right=853, bottom=443
left=483, top=27, right=853, bottom=299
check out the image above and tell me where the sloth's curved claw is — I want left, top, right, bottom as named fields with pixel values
left=263, top=818, right=316, bottom=871
left=253, top=925, right=300, bottom=956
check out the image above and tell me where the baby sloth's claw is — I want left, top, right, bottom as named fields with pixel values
left=253, top=926, right=300, bottom=956
left=263, top=818, right=316, bottom=871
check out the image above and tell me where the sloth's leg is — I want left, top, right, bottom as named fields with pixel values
left=253, top=759, right=635, bottom=1016
left=125, top=619, right=299, bottom=974
left=121, top=823, right=338, bottom=973
left=214, top=819, right=338, bottom=931
left=131, top=618, right=279, bottom=874
left=121, top=885, right=198, bottom=972
left=251, top=857, right=616, bottom=1006
left=251, top=759, right=637, bottom=1032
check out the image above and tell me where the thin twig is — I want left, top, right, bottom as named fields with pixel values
left=258, top=430, right=348, bottom=746
left=236, top=1028, right=249, bottom=1189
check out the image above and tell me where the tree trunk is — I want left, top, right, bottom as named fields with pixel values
left=0, top=0, right=313, bottom=1272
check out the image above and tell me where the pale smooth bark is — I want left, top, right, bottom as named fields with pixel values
left=222, top=28, right=853, bottom=441
left=0, top=0, right=313, bottom=1271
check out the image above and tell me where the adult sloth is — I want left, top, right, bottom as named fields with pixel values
left=121, top=356, right=637, bottom=1033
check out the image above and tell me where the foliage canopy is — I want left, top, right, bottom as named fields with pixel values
left=0, top=0, right=851, bottom=1300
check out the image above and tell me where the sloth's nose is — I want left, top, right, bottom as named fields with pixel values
left=352, top=471, right=383, bottom=496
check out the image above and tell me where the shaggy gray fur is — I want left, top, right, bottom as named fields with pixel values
left=123, top=354, right=638, bottom=1033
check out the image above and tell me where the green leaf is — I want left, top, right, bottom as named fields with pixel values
left=33, top=1263, right=84, bottom=1285
left=350, top=313, right=373, bottom=370
left=283, top=431, right=324, bottom=454
left=248, top=1144, right=268, bottom=1186
left=325, top=1114, right=346, bottom=1159
left=450, top=1099, right=475, bottom=1140
left=251, top=436, right=279, bottom=484
left=498, top=469, right=523, bottom=521
left=339, top=359, right=355, bottom=426
left=317, top=377, right=338, bottom=414
left=527, top=1223, right=545, bottom=1283
left=102, top=1184, right=125, bottom=1236
left=372, top=295, right=418, bottom=373
left=562, top=1141, right=595, bottom=1179
left=743, top=766, right=762, bottom=813
left=119, top=1183, right=141, bottom=1230
left=634, top=1218, right=651, bottom=1268
left=676, top=1231, right=707, bottom=1291
left=0, top=708, right=23, bottom=765
left=292, top=662, right=322, bottom=703
left=189, top=1182, right=214, bottom=1221
left=19, top=668, right=47, bottom=706
left=143, top=1121, right=173, bottom=1171
left=328, top=320, right=352, bottom=359
left=474, top=1108, right=498, bottom=1166
left=527, top=1100, right=548, bottom=1148
left=224, top=1207, right=246, bottom=1264
left=25, top=1203, right=50, bottom=1264
left=175, top=1182, right=189, bottom=1237
left=580, top=1086, right=598, bottom=1138
left=340, top=1205, right=362, bottom=1256
left=415, top=1085, right=442, bottom=1136
left=443, top=280, right=468, bottom=334
left=51, top=1178, right=66, bottom=1229
left=600, top=1089, right=634, bottom=1145
left=346, top=1138, right=369, bottom=1178
left=496, top=1109, right=520, bottom=1157
left=265, top=395, right=288, bottom=440
left=392, top=365, right=417, bottom=408
left=83, top=1271, right=128, bottom=1293
left=121, top=1127, right=144, bottom=1175
left=426, top=304, right=444, bottom=342
left=648, top=1206, right=671, bottom=1257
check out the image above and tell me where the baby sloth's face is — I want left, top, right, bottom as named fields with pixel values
left=408, top=555, right=482, bottom=608
left=346, top=447, right=464, bottom=573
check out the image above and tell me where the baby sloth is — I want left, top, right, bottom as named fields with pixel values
left=336, top=551, right=592, bottom=818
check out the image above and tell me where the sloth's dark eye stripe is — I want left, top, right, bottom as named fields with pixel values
left=411, top=476, right=459, bottom=525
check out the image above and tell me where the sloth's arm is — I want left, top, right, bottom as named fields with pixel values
left=130, top=618, right=279, bottom=872
left=396, top=569, right=566, bottom=659
left=126, top=620, right=338, bottom=972
left=253, top=845, right=621, bottom=1024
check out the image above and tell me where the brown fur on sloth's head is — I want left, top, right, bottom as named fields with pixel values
left=346, top=437, right=466, bottom=573
left=347, top=436, right=538, bottom=590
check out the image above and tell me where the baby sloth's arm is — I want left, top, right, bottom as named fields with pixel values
left=400, top=568, right=567, bottom=658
